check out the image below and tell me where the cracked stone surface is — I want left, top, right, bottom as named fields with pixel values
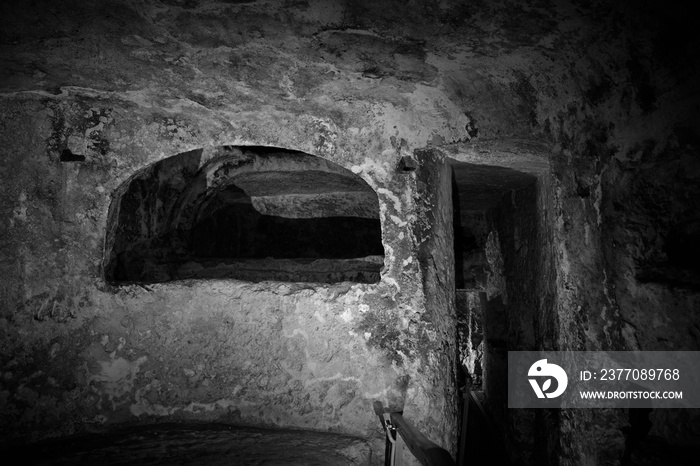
left=1, top=1, right=699, bottom=465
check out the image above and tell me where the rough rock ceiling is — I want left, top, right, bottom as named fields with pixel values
left=194, top=148, right=381, bottom=219
left=234, top=170, right=372, bottom=196
left=4, top=0, right=693, bottom=169
left=452, top=162, right=537, bottom=212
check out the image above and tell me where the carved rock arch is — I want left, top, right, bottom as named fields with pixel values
left=104, top=145, right=384, bottom=284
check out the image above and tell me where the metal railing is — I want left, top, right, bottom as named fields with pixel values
left=374, top=401, right=456, bottom=466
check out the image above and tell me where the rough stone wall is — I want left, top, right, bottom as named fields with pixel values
left=0, top=94, right=461, bottom=463
left=1, top=0, right=699, bottom=464
left=542, top=2, right=700, bottom=463
left=603, top=148, right=700, bottom=454
left=491, top=181, right=539, bottom=464
left=534, top=172, right=561, bottom=466
left=412, top=149, right=459, bottom=454
left=455, top=290, right=484, bottom=388
left=493, top=181, right=539, bottom=350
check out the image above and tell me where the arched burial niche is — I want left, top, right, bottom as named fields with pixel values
left=104, top=146, right=384, bottom=284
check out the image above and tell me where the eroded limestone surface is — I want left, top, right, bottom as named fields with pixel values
left=1, top=1, right=699, bottom=465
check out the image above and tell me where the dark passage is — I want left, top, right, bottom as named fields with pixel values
left=191, top=187, right=383, bottom=259
left=451, top=161, right=540, bottom=466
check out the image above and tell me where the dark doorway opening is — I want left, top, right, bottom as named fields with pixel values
left=451, top=161, right=539, bottom=466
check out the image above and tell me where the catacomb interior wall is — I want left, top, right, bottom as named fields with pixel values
left=1, top=1, right=699, bottom=464
left=0, top=95, right=462, bottom=463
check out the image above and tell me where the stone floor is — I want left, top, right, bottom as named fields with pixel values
left=8, top=424, right=372, bottom=465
